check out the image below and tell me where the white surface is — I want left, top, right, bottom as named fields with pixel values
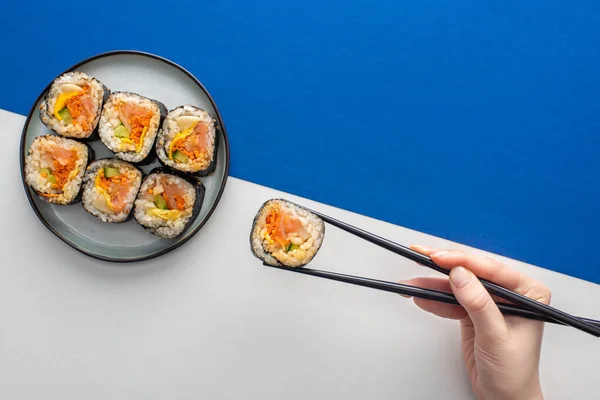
left=1, top=109, right=599, bottom=399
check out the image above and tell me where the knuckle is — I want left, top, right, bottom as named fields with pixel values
left=464, top=288, right=491, bottom=315
left=486, top=257, right=505, bottom=273
left=520, top=280, right=552, bottom=305
left=484, top=257, right=501, bottom=279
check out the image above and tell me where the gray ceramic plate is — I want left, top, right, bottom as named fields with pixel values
left=19, top=50, right=230, bottom=262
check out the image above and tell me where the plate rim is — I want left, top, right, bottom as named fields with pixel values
left=19, top=50, right=231, bottom=263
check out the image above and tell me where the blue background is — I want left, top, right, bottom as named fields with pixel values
left=2, top=1, right=599, bottom=283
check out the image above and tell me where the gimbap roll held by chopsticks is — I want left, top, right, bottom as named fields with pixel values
left=82, top=159, right=142, bottom=223
left=250, top=199, right=325, bottom=267
left=39, top=72, right=109, bottom=139
left=133, top=170, right=205, bottom=239
left=156, top=105, right=218, bottom=176
left=99, top=92, right=166, bottom=164
left=24, top=135, right=92, bottom=205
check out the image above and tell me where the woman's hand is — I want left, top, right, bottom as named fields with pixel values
left=403, top=246, right=551, bottom=400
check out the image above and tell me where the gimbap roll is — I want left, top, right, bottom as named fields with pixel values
left=250, top=199, right=325, bottom=267
left=24, top=135, right=91, bottom=205
left=156, top=105, right=218, bottom=175
left=82, top=159, right=142, bottom=222
left=39, top=72, right=109, bottom=139
left=99, top=92, right=166, bottom=163
left=133, top=171, right=204, bottom=239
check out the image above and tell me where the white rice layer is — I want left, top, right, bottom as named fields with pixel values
left=81, top=159, right=142, bottom=223
left=156, top=105, right=216, bottom=173
left=134, top=173, right=196, bottom=239
left=39, top=71, right=105, bottom=138
left=251, top=199, right=325, bottom=267
left=99, top=92, right=162, bottom=162
left=24, top=135, right=88, bottom=205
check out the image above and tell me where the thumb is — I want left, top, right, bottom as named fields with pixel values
left=450, top=267, right=508, bottom=343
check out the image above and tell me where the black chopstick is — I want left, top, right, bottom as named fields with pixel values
left=285, top=200, right=600, bottom=337
left=265, top=264, right=600, bottom=328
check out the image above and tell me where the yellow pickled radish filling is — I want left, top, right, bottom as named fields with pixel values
left=53, top=91, right=81, bottom=120
left=115, top=102, right=154, bottom=153
left=119, top=125, right=147, bottom=153
left=136, top=126, right=148, bottom=152
left=94, top=173, right=115, bottom=210
left=263, top=231, right=275, bottom=245
left=65, top=168, right=79, bottom=186
left=168, top=122, right=198, bottom=160
left=148, top=208, right=182, bottom=220
left=148, top=180, right=187, bottom=220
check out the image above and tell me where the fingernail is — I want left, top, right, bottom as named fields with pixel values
left=431, top=251, right=448, bottom=258
left=410, top=245, right=428, bottom=253
left=450, top=267, right=472, bottom=288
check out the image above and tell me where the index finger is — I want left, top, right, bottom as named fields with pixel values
left=410, top=245, right=551, bottom=304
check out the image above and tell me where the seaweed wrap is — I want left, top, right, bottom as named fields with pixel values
left=24, top=135, right=92, bottom=205
left=250, top=199, right=325, bottom=267
left=133, top=170, right=204, bottom=239
left=82, top=159, right=142, bottom=223
left=99, top=92, right=166, bottom=164
left=156, top=105, right=218, bottom=176
left=39, top=71, right=109, bottom=139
